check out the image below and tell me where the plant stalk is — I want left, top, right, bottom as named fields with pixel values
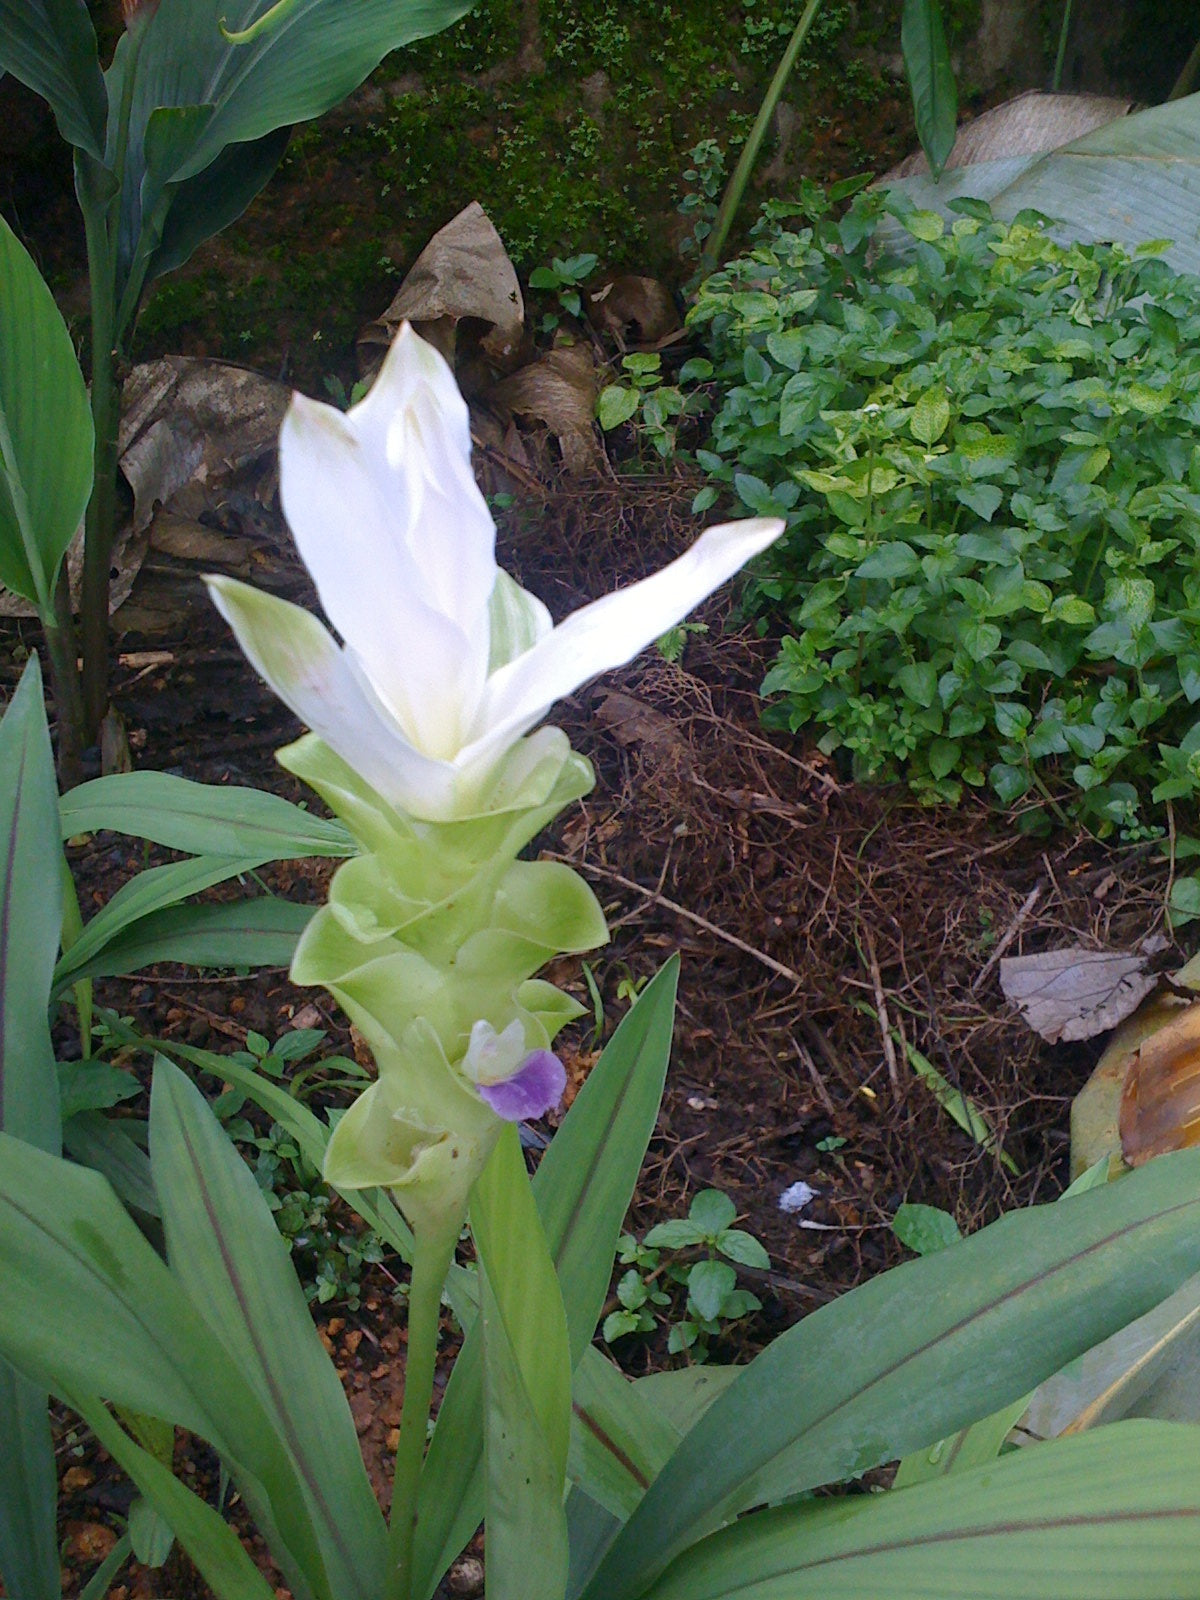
left=42, top=567, right=84, bottom=789
left=387, top=1210, right=463, bottom=1600
left=1051, top=0, right=1074, bottom=92
left=700, top=0, right=824, bottom=278
left=1169, top=32, right=1200, bottom=100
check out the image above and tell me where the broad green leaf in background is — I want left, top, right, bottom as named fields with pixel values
left=900, top=0, right=957, bottom=181
left=641, top=1422, right=1200, bottom=1600
left=98, top=0, right=478, bottom=308
left=52, top=852, right=278, bottom=992
left=59, top=771, right=354, bottom=858
left=72, top=1394, right=277, bottom=1600
left=0, top=1131, right=334, bottom=1600
left=0, top=216, right=94, bottom=613
left=473, top=1126, right=572, bottom=1600
left=886, top=92, right=1200, bottom=277
left=581, top=1148, right=1200, bottom=1600
left=0, top=0, right=106, bottom=157
left=0, top=658, right=64, bottom=1600
left=412, top=959, right=680, bottom=1599
left=149, top=1059, right=388, bottom=1600
left=54, top=895, right=314, bottom=988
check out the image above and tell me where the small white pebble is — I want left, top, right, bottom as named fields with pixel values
left=778, top=1181, right=818, bottom=1215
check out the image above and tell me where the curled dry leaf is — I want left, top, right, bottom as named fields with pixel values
left=883, top=89, right=1135, bottom=181
left=362, top=201, right=524, bottom=372
left=1000, top=945, right=1157, bottom=1044
left=586, top=274, right=680, bottom=351
left=1120, top=1003, right=1200, bottom=1166
left=488, top=342, right=603, bottom=475
left=0, top=355, right=288, bottom=618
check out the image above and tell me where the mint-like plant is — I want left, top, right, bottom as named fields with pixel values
left=681, top=189, right=1200, bottom=833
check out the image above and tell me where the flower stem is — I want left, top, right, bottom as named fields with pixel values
left=387, top=1209, right=463, bottom=1600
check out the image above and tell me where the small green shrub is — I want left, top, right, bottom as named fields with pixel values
left=672, top=189, right=1200, bottom=832
left=604, top=1188, right=770, bottom=1362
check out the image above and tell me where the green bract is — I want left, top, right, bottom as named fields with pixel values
left=683, top=190, right=1200, bottom=830
left=282, top=731, right=604, bottom=1228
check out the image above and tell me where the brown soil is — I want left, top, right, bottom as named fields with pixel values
left=1, top=463, right=1174, bottom=1599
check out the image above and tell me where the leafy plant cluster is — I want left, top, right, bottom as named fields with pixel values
left=604, top=1187, right=769, bottom=1361
left=616, top=187, right=1200, bottom=834
left=213, top=1028, right=386, bottom=1308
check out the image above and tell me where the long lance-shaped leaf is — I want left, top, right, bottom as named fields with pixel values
left=56, top=895, right=314, bottom=987
left=150, top=1059, right=388, bottom=1600
left=0, top=0, right=105, bottom=158
left=0, top=216, right=94, bottom=612
left=100, top=1021, right=480, bottom=1322
left=412, top=958, right=680, bottom=1598
left=0, top=658, right=63, bottom=1600
left=70, top=1393, right=277, bottom=1600
left=0, top=1131, right=334, bottom=1600
left=52, top=852, right=278, bottom=993
left=901, top=0, right=957, bottom=181
left=582, top=1146, right=1200, bottom=1600
left=641, top=1420, right=1200, bottom=1600
left=473, top=1126, right=571, bottom=1600
left=59, top=770, right=354, bottom=858
left=102, top=0, right=476, bottom=305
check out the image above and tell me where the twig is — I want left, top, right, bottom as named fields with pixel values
left=795, top=1039, right=838, bottom=1119
left=551, top=855, right=803, bottom=987
left=971, top=883, right=1044, bottom=993
left=862, top=928, right=899, bottom=1092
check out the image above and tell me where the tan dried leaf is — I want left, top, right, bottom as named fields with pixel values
left=364, top=201, right=524, bottom=368
left=1000, top=945, right=1157, bottom=1043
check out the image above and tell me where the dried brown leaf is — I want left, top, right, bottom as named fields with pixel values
left=1000, top=945, right=1156, bottom=1043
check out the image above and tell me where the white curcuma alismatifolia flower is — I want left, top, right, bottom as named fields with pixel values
left=207, top=322, right=784, bottom=821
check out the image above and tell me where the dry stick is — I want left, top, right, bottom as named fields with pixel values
left=552, top=855, right=804, bottom=987
left=972, top=883, right=1045, bottom=994
left=862, top=927, right=899, bottom=1092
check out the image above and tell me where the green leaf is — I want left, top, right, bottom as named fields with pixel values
left=892, top=1201, right=961, bottom=1255
left=896, top=661, right=937, bottom=709
left=644, top=1217, right=706, bottom=1250
left=717, top=1230, right=771, bottom=1270
left=955, top=482, right=1002, bottom=521
left=72, top=1395, right=277, bottom=1600
left=598, top=385, right=641, bottom=430
left=855, top=542, right=920, bottom=580
left=58, top=771, right=354, bottom=857
left=901, top=0, right=957, bottom=180
left=0, top=1362, right=59, bottom=1600
left=0, top=217, right=94, bottom=612
left=413, top=959, right=680, bottom=1598
left=0, top=658, right=63, bottom=1152
left=472, top=1126, right=571, bottom=1600
left=689, top=1189, right=737, bottom=1235
left=580, top=1149, right=1200, bottom=1600
left=54, top=896, right=314, bottom=988
left=687, top=1260, right=737, bottom=1322
left=0, top=0, right=106, bottom=157
left=640, top=1421, right=1200, bottom=1599
left=911, top=386, right=950, bottom=446
left=61, top=1111, right=157, bottom=1219
left=149, top=1059, right=388, bottom=1600
left=0, top=1131, right=335, bottom=1599
left=107, top=0, right=476, bottom=310
left=52, top=853, right=279, bottom=993
left=569, top=1352, right=686, bottom=1521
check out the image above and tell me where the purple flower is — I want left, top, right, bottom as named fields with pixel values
left=477, top=1051, right=567, bottom=1122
